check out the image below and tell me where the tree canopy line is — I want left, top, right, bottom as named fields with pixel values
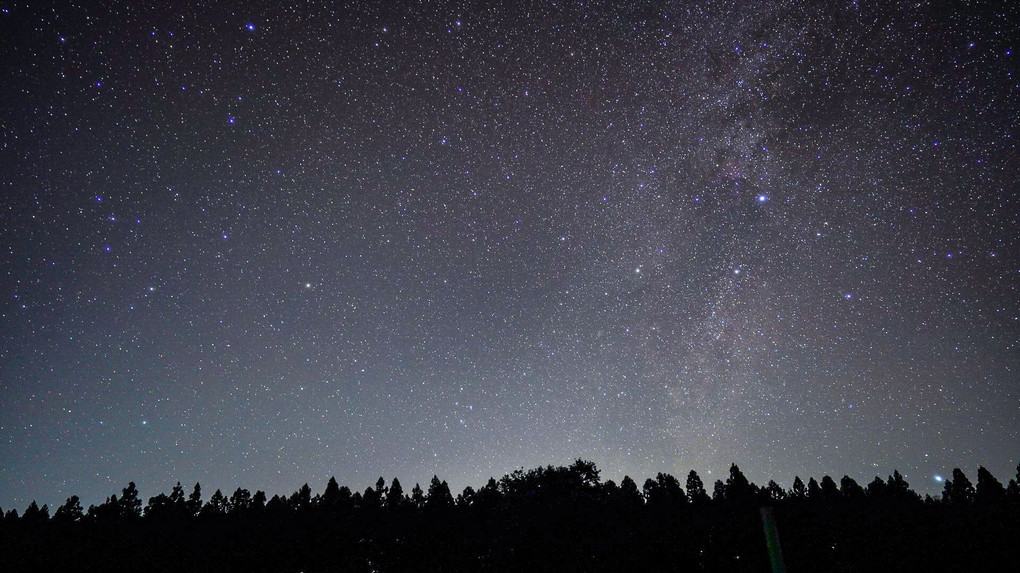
left=3, top=461, right=1019, bottom=572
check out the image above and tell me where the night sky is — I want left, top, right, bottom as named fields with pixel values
left=2, top=0, right=1018, bottom=512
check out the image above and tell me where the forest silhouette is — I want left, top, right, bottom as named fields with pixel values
left=3, top=460, right=1018, bottom=572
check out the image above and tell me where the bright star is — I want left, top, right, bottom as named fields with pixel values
left=934, top=474, right=944, bottom=483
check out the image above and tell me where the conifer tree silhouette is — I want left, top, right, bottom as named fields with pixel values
left=712, top=479, right=726, bottom=501
left=686, top=470, right=710, bottom=504
left=457, top=485, right=476, bottom=507
left=764, top=480, right=786, bottom=501
left=169, top=481, right=185, bottom=506
left=119, top=482, right=142, bottom=518
left=92, top=493, right=120, bottom=521
left=866, top=476, right=886, bottom=498
left=53, top=495, right=83, bottom=523
left=290, top=483, right=312, bottom=511
left=819, top=476, right=839, bottom=501
left=644, top=473, right=686, bottom=507
left=840, top=475, right=865, bottom=499
left=620, top=475, right=644, bottom=506
left=411, top=483, right=425, bottom=508
left=266, top=494, right=287, bottom=513
left=252, top=490, right=267, bottom=511
left=426, top=476, right=454, bottom=509
left=791, top=476, right=807, bottom=499
left=387, top=477, right=405, bottom=509
left=943, top=468, right=975, bottom=505
left=1005, top=465, right=1020, bottom=501
left=475, top=477, right=501, bottom=509
left=807, top=477, right=821, bottom=500
left=228, top=487, right=252, bottom=515
left=887, top=471, right=911, bottom=500
left=725, top=464, right=754, bottom=503
left=201, top=489, right=226, bottom=516
left=975, top=467, right=1005, bottom=505
left=21, top=501, right=48, bottom=524
left=322, top=477, right=342, bottom=509
left=361, top=483, right=382, bottom=509
left=186, top=483, right=202, bottom=516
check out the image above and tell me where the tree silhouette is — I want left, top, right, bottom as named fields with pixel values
left=866, top=476, right=886, bottom=498
left=265, top=494, right=287, bottom=513
left=602, top=478, right=620, bottom=502
left=186, top=483, right=202, bottom=516
left=228, top=487, right=252, bottom=515
left=475, top=477, right=501, bottom=509
left=21, top=501, right=48, bottom=524
left=725, top=464, right=754, bottom=503
left=1006, top=464, right=1020, bottom=502
left=4, top=458, right=1019, bottom=572
left=361, top=483, right=382, bottom=510
left=119, top=482, right=142, bottom=518
left=641, top=478, right=657, bottom=505
left=91, top=493, right=120, bottom=522
left=387, top=477, right=405, bottom=509
left=712, top=479, right=726, bottom=501
left=201, top=489, right=227, bottom=517
left=943, top=468, right=975, bottom=505
left=144, top=492, right=173, bottom=519
left=53, top=495, right=83, bottom=523
left=887, top=470, right=912, bottom=500
left=791, top=476, right=807, bottom=500
left=569, top=459, right=601, bottom=488
left=146, top=482, right=187, bottom=519
left=686, top=470, right=710, bottom=504
left=169, top=481, right=185, bottom=506
left=322, top=476, right=342, bottom=509
left=619, top=475, right=643, bottom=506
left=807, top=477, right=821, bottom=500
left=290, top=483, right=312, bottom=511
left=840, top=475, right=865, bottom=499
left=819, top=475, right=840, bottom=501
left=411, top=483, right=425, bottom=508
left=426, top=475, right=454, bottom=509
left=975, top=466, right=1005, bottom=505
left=764, top=480, right=786, bottom=502
left=643, top=472, right=686, bottom=507
left=457, top=485, right=476, bottom=507
left=252, top=490, right=267, bottom=511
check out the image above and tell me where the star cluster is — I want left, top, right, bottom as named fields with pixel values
left=1, top=0, right=1018, bottom=509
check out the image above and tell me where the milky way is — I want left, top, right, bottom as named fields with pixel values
left=2, top=1, right=1018, bottom=510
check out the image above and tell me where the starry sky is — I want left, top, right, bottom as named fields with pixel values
left=2, top=0, right=1018, bottom=511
